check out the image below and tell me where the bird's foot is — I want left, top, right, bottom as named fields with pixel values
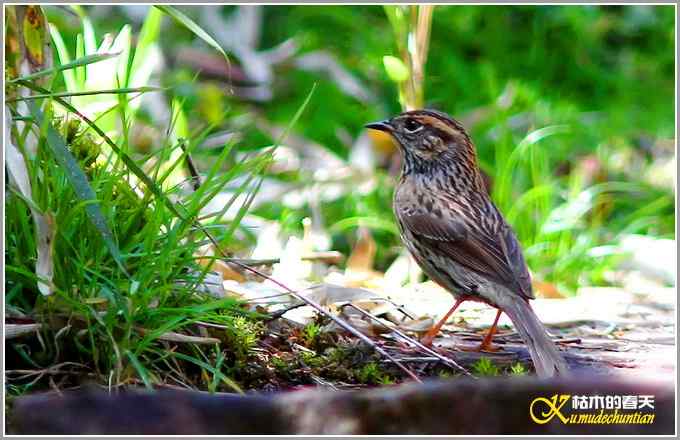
left=419, top=333, right=436, bottom=347
left=476, top=339, right=501, bottom=352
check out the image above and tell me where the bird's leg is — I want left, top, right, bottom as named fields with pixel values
left=477, top=309, right=502, bottom=352
left=421, top=297, right=465, bottom=347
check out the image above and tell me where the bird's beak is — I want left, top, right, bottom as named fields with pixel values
left=365, top=120, right=392, bottom=132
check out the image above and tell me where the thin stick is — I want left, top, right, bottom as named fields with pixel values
left=226, top=259, right=421, bottom=382
left=342, top=303, right=474, bottom=378
left=179, top=141, right=202, bottom=191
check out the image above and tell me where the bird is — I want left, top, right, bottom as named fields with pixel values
left=366, top=109, right=568, bottom=378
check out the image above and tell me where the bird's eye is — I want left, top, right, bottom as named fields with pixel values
left=403, top=118, right=423, bottom=133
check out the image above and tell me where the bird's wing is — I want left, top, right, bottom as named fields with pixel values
left=400, top=210, right=534, bottom=300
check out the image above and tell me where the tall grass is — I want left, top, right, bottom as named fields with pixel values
left=5, top=5, right=310, bottom=396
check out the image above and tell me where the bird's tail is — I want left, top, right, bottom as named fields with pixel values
left=499, top=296, right=569, bottom=378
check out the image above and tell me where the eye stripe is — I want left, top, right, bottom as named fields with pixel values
left=396, top=110, right=471, bottom=146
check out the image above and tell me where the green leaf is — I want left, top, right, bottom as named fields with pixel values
left=7, top=86, right=163, bottom=102
left=383, top=55, right=410, bottom=83
left=170, top=351, right=242, bottom=394
left=22, top=6, right=49, bottom=67
left=129, top=6, right=163, bottom=89
left=48, top=24, right=75, bottom=92
left=17, top=80, right=190, bottom=223
left=28, top=102, right=129, bottom=278
left=10, top=51, right=120, bottom=85
left=383, top=6, right=408, bottom=36
left=126, top=350, right=153, bottom=389
left=70, top=6, right=97, bottom=55
left=154, top=6, right=230, bottom=65
left=75, top=33, right=85, bottom=86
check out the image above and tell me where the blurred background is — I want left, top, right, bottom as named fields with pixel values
left=44, top=4, right=674, bottom=293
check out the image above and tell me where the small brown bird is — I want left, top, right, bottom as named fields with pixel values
left=366, top=109, right=568, bottom=378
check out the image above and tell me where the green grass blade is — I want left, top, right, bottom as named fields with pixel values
left=29, top=102, right=129, bottom=278
left=70, top=5, right=97, bottom=55
left=17, top=80, right=190, bottom=223
left=154, top=6, right=230, bottom=65
left=126, top=350, right=153, bottom=390
left=220, top=176, right=264, bottom=244
left=129, top=6, right=162, bottom=89
left=47, top=24, right=75, bottom=91
left=9, top=52, right=121, bottom=85
left=7, top=86, right=164, bottom=102
left=75, top=33, right=85, bottom=86
left=208, top=348, right=226, bottom=394
left=271, top=83, right=317, bottom=150
left=170, top=351, right=242, bottom=394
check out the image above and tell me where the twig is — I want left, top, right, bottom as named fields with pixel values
left=144, top=92, right=422, bottom=382
left=226, top=260, right=422, bottom=383
left=359, top=297, right=416, bottom=321
left=379, top=356, right=440, bottom=363
left=342, top=303, right=474, bottom=378
left=179, top=141, right=202, bottom=191
left=223, top=251, right=345, bottom=266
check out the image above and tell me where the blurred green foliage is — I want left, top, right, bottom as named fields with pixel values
left=42, top=5, right=675, bottom=294
left=260, top=5, right=673, bottom=292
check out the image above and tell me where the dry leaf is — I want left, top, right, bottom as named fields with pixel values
left=195, top=244, right=246, bottom=283
left=136, top=327, right=220, bottom=345
left=5, top=323, right=43, bottom=339
left=195, top=271, right=227, bottom=298
left=533, top=280, right=565, bottom=299
left=5, top=110, right=55, bottom=296
left=346, top=227, right=376, bottom=273
left=321, top=306, right=391, bottom=336
left=212, top=260, right=246, bottom=283
left=222, top=280, right=286, bottom=302
left=303, top=284, right=375, bottom=306
left=397, top=317, right=434, bottom=334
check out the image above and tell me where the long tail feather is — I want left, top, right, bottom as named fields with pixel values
left=499, top=297, right=569, bottom=378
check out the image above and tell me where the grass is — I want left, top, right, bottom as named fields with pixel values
left=6, top=99, right=268, bottom=394
left=5, top=5, right=310, bottom=396
left=5, top=4, right=675, bottom=400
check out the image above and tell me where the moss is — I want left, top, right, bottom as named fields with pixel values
left=472, top=357, right=500, bottom=376
left=302, top=322, right=322, bottom=346
left=355, top=361, right=394, bottom=385
left=508, top=362, right=527, bottom=376
left=224, top=316, right=262, bottom=360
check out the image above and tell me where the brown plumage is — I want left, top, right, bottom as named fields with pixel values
left=366, top=109, right=568, bottom=378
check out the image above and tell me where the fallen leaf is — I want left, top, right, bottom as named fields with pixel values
left=5, top=323, right=43, bottom=339
left=346, top=227, right=376, bottom=273
left=532, top=280, right=565, bottom=299
left=397, top=317, right=434, bottom=334
left=5, top=110, right=55, bottom=296
left=136, top=327, right=220, bottom=345
left=304, top=284, right=376, bottom=306
left=196, top=244, right=246, bottom=282
left=212, top=260, right=246, bottom=283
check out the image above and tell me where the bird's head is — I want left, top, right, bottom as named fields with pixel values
left=366, top=109, right=478, bottom=177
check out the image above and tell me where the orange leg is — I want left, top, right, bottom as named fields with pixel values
left=478, top=309, right=502, bottom=352
left=421, top=297, right=466, bottom=346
